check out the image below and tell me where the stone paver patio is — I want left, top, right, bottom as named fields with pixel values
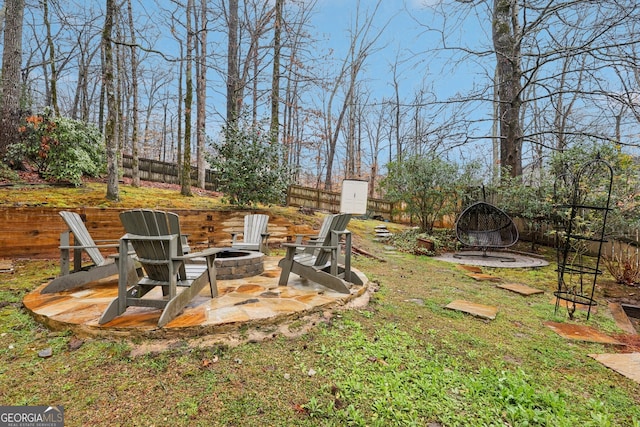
left=23, top=257, right=368, bottom=339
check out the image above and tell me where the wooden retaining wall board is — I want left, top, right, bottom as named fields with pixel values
left=0, top=207, right=311, bottom=259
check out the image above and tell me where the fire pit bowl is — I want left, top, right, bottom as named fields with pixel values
left=214, top=249, right=265, bottom=280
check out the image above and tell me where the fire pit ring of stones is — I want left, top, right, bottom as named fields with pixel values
left=214, top=249, right=265, bottom=280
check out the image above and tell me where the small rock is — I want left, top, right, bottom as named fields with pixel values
left=307, top=368, right=316, bottom=377
left=68, top=337, right=84, bottom=351
left=38, top=347, right=53, bottom=358
left=283, top=373, right=290, bottom=380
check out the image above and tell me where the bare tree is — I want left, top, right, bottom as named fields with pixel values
left=42, top=0, right=59, bottom=115
left=181, top=0, right=194, bottom=196
left=269, top=0, right=283, bottom=142
left=0, top=0, right=25, bottom=158
left=225, top=0, right=239, bottom=129
left=418, top=0, right=640, bottom=180
left=103, top=0, right=119, bottom=201
left=322, top=0, right=388, bottom=190
left=126, top=0, right=140, bottom=186
left=492, top=0, right=523, bottom=179
left=192, top=0, right=208, bottom=188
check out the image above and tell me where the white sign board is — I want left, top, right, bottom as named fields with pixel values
left=340, top=179, right=369, bottom=214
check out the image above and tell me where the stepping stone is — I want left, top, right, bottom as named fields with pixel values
left=445, top=299, right=498, bottom=320
left=467, top=273, right=501, bottom=282
left=497, top=283, right=544, bottom=296
left=589, top=353, right=640, bottom=384
left=608, top=302, right=637, bottom=335
left=457, top=265, right=483, bottom=273
left=0, top=260, right=13, bottom=273
left=543, top=321, right=624, bottom=345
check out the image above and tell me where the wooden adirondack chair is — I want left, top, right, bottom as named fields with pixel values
left=231, top=214, right=270, bottom=253
left=41, top=211, right=138, bottom=294
left=278, top=213, right=362, bottom=294
left=293, top=214, right=337, bottom=246
left=99, top=209, right=221, bottom=327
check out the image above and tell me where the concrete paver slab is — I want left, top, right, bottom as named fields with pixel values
left=445, top=299, right=498, bottom=320
left=497, top=283, right=544, bottom=296
left=609, top=302, right=637, bottom=335
left=544, top=321, right=624, bottom=345
left=588, top=353, right=640, bottom=384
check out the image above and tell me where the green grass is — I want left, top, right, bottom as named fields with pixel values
left=1, top=186, right=640, bottom=425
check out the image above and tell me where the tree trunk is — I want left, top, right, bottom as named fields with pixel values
left=492, top=0, right=523, bottom=179
left=42, top=0, right=59, bottom=115
left=177, top=42, right=183, bottom=184
left=181, top=0, right=194, bottom=196
left=196, top=0, right=207, bottom=189
left=269, top=0, right=283, bottom=144
left=226, top=0, right=239, bottom=130
left=127, top=0, right=140, bottom=187
left=0, top=0, right=25, bottom=158
left=103, top=0, right=119, bottom=201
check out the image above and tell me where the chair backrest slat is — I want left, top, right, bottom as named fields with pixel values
left=120, top=209, right=187, bottom=282
left=59, top=211, right=105, bottom=266
left=314, top=213, right=351, bottom=266
left=244, top=214, right=269, bottom=245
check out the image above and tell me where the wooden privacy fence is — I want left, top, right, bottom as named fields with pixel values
left=286, top=184, right=397, bottom=220
left=121, top=154, right=219, bottom=191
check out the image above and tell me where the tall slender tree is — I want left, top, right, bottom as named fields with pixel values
left=269, top=0, right=283, bottom=143
left=103, top=0, right=119, bottom=201
left=0, top=0, right=25, bottom=158
left=492, top=0, right=522, bottom=179
left=126, top=0, right=140, bottom=187
left=196, top=0, right=207, bottom=188
left=42, top=0, right=59, bottom=115
left=181, top=0, right=194, bottom=196
left=226, top=0, right=239, bottom=130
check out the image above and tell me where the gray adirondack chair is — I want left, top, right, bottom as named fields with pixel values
left=231, top=214, right=270, bottom=253
left=293, top=214, right=337, bottom=246
left=42, top=211, right=138, bottom=294
left=99, top=209, right=221, bottom=327
left=278, top=213, right=362, bottom=294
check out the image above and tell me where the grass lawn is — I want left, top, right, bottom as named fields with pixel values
left=1, top=184, right=640, bottom=426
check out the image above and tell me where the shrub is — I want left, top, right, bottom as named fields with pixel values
left=603, top=241, right=640, bottom=286
left=381, top=155, right=479, bottom=233
left=0, top=162, right=19, bottom=182
left=6, top=110, right=105, bottom=185
left=207, top=119, right=292, bottom=207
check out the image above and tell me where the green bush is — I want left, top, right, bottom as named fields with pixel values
left=381, top=155, right=479, bottom=233
left=6, top=111, right=105, bottom=185
left=207, top=119, right=292, bottom=207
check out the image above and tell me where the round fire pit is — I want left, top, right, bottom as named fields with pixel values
left=214, top=249, right=264, bottom=280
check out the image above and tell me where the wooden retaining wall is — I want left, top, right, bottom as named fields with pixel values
left=0, top=207, right=316, bottom=260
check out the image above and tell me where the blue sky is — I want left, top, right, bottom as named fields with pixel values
left=308, top=0, right=492, bottom=118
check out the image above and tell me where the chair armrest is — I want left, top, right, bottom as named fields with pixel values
left=175, top=247, right=223, bottom=261
left=59, top=243, right=120, bottom=250
left=281, top=243, right=338, bottom=250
